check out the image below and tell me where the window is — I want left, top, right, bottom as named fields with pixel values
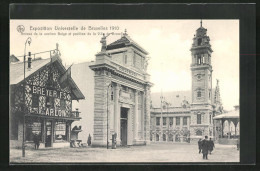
left=156, top=134, right=159, bottom=141
left=198, top=38, right=202, bottom=46
left=32, top=94, right=39, bottom=108
left=183, top=117, right=187, bottom=125
left=111, top=91, right=114, bottom=101
left=156, top=117, right=160, bottom=126
left=197, top=56, right=201, bottom=65
left=197, top=91, right=201, bottom=98
left=196, top=130, right=202, bottom=136
left=25, top=119, right=42, bottom=142
left=197, top=114, right=201, bottom=124
left=209, top=114, right=212, bottom=124
left=55, top=121, right=67, bottom=141
left=176, top=117, right=180, bottom=125
left=163, top=117, right=166, bottom=126
left=169, top=117, right=173, bottom=127
left=163, top=134, right=166, bottom=141
left=10, top=116, right=18, bottom=140
left=124, top=55, right=127, bottom=64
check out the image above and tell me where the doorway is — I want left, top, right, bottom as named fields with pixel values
left=120, top=107, right=128, bottom=146
left=45, top=121, right=52, bottom=147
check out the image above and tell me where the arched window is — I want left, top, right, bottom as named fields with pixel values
left=197, top=56, right=201, bottom=65
left=197, top=91, right=201, bottom=98
left=198, top=38, right=202, bottom=46
left=196, top=130, right=202, bottom=136
left=197, top=114, right=201, bottom=124
left=156, top=134, right=159, bottom=141
left=168, top=134, right=173, bottom=141
left=163, top=134, right=166, bottom=141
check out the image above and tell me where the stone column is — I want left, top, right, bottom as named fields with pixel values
left=180, top=117, right=183, bottom=130
left=144, top=86, right=151, bottom=144
left=134, top=90, right=139, bottom=141
left=173, top=117, right=176, bottom=129
left=114, top=84, right=119, bottom=134
left=187, top=117, right=190, bottom=130
left=228, top=120, right=231, bottom=139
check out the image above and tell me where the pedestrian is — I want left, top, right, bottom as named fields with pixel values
left=201, top=136, right=209, bottom=160
left=237, top=138, right=240, bottom=150
left=198, top=139, right=202, bottom=154
left=208, top=138, right=214, bottom=154
left=33, top=133, right=40, bottom=150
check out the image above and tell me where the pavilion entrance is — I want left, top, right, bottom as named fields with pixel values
left=120, top=107, right=128, bottom=146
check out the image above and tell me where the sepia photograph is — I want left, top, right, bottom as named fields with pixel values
left=9, top=18, right=240, bottom=163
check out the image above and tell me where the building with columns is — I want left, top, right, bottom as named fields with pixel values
left=150, top=21, right=224, bottom=143
left=89, top=31, right=153, bottom=147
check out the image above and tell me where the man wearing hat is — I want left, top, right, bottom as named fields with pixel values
left=201, top=136, right=209, bottom=160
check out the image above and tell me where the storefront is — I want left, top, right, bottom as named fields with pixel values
left=10, top=52, right=84, bottom=149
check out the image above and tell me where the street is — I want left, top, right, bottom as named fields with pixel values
left=10, top=142, right=239, bottom=163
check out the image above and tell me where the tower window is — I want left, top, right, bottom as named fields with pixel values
left=156, top=117, right=160, bottom=126
left=197, top=114, right=201, bottom=124
left=197, top=56, right=202, bottom=65
left=198, top=38, right=202, bottom=46
left=197, top=91, right=201, bottom=98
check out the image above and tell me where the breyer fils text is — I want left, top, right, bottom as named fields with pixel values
left=29, top=85, right=70, bottom=118
left=31, top=85, right=70, bottom=100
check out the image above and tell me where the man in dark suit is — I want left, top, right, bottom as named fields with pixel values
left=208, top=138, right=214, bottom=154
left=198, top=139, right=202, bottom=154
left=201, top=136, right=209, bottom=160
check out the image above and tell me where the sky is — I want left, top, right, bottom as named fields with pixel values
left=10, top=20, right=239, bottom=110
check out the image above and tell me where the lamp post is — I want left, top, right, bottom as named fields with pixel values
left=107, top=82, right=112, bottom=149
left=22, top=37, right=32, bottom=157
left=160, top=95, right=164, bottom=141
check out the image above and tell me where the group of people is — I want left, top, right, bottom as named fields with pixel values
left=198, top=136, right=215, bottom=160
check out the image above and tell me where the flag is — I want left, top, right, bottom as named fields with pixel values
left=60, top=64, right=73, bottom=88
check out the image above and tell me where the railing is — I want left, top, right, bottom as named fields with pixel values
left=71, top=109, right=81, bottom=118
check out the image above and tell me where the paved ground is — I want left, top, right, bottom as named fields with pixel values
left=10, top=142, right=239, bottom=163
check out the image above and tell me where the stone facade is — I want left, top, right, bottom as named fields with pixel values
left=90, top=32, right=152, bottom=147
left=189, top=21, right=214, bottom=141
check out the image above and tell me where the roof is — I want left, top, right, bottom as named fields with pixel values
left=151, top=89, right=217, bottom=108
left=213, top=110, right=239, bottom=120
left=10, top=57, right=85, bottom=100
left=10, top=55, right=19, bottom=62
left=106, top=35, right=148, bottom=55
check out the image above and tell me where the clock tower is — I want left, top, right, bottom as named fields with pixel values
left=190, top=20, right=214, bottom=140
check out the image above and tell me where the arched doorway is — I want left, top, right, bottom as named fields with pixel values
left=163, top=134, right=166, bottom=141
left=156, top=134, right=159, bottom=141
left=168, top=134, right=173, bottom=141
